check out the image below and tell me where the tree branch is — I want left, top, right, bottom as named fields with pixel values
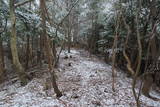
left=59, top=0, right=80, bottom=25
left=15, top=0, right=34, bottom=8
left=55, top=0, right=80, bottom=40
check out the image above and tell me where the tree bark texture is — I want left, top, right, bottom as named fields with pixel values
left=40, top=0, right=62, bottom=97
left=9, top=0, right=29, bottom=86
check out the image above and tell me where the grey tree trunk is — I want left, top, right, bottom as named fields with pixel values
left=9, top=0, right=29, bottom=86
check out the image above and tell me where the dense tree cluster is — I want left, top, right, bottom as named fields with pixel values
left=0, top=0, right=160, bottom=106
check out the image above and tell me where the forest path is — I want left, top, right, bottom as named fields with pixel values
left=0, top=49, right=159, bottom=107
left=57, top=49, right=160, bottom=107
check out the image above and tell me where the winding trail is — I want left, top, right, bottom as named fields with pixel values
left=0, top=49, right=159, bottom=107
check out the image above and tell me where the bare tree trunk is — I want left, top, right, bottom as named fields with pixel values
left=0, top=37, right=5, bottom=83
left=25, top=35, right=30, bottom=70
left=68, top=26, right=71, bottom=53
left=150, top=0, right=158, bottom=60
left=111, top=35, right=117, bottom=92
left=67, top=0, right=71, bottom=53
left=73, top=9, right=79, bottom=44
left=52, top=42, right=56, bottom=60
left=132, top=1, right=142, bottom=107
left=121, top=6, right=141, bottom=106
left=39, top=34, right=44, bottom=66
left=9, top=0, right=29, bottom=86
left=111, top=22, right=119, bottom=92
left=141, top=0, right=160, bottom=101
left=40, top=0, right=62, bottom=97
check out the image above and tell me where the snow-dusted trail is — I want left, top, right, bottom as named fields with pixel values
left=0, top=49, right=160, bottom=107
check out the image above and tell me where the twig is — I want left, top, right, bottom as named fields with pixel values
left=56, top=0, right=80, bottom=38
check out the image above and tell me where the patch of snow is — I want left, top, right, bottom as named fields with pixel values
left=0, top=49, right=160, bottom=107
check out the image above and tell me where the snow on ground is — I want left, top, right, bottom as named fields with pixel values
left=0, top=49, right=160, bottom=107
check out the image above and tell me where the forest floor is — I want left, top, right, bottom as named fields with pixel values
left=0, top=48, right=160, bottom=107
